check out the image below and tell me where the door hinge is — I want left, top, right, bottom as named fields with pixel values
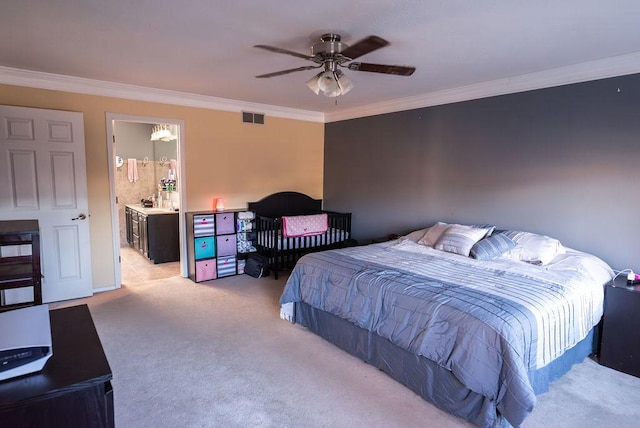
left=113, top=135, right=115, bottom=143
left=116, top=196, right=118, bottom=204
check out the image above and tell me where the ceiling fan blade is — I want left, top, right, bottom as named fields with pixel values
left=253, top=44, right=314, bottom=60
left=347, top=62, right=416, bottom=76
left=341, top=35, right=389, bottom=60
left=255, top=65, right=320, bottom=78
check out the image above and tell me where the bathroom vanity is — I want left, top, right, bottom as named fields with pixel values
left=125, top=205, right=179, bottom=263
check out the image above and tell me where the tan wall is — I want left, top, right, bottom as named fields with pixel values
left=0, top=84, right=324, bottom=289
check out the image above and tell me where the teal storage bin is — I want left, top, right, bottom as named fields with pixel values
left=194, top=236, right=215, bottom=260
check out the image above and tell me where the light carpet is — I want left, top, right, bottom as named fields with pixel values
left=54, top=273, right=640, bottom=427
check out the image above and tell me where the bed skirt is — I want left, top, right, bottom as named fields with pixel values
left=294, top=302, right=596, bottom=428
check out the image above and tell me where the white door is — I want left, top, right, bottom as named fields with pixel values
left=0, top=105, right=93, bottom=303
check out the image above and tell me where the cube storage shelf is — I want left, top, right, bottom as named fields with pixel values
left=186, top=210, right=256, bottom=282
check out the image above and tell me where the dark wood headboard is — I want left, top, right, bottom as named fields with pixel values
left=247, top=192, right=322, bottom=218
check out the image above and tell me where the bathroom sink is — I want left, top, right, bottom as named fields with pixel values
left=127, top=204, right=178, bottom=214
left=140, top=207, right=175, bottom=214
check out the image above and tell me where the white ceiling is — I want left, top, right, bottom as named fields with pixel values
left=2, top=1, right=640, bottom=122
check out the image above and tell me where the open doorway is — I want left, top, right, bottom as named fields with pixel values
left=106, top=113, right=187, bottom=289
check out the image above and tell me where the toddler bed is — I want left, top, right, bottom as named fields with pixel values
left=279, top=222, right=615, bottom=427
left=248, top=192, right=352, bottom=279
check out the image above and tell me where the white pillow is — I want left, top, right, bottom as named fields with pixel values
left=418, top=222, right=450, bottom=247
left=434, top=224, right=490, bottom=256
left=502, top=231, right=565, bottom=265
left=402, top=228, right=430, bottom=243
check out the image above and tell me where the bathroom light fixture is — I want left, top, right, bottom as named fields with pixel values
left=151, top=124, right=177, bottom=142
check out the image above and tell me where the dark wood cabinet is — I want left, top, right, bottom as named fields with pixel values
left=599, top=275, right=640, bottom=378
left=0, top=305, right=113, bottom=427
left=125, top=207, right=133, bottom=245
left=139, top=213, right=148, bottom=258
left=0, top=220, right=42, bottom=312
left=126, top=206, right=140, bottom=249
left=125, top=206, right=179, bottom=264
left=146, top=213, right=179, bottom=263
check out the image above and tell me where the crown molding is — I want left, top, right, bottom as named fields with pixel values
left=324, top=51, right=640, bottom=123
left=3, top=51, right=640, bottom=125
left=0, top=66, right=325, bottom=123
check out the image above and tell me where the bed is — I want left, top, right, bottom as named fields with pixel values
left=248, top=192, right=352, bottom=279
left=279, top=222, right=614, bottom=427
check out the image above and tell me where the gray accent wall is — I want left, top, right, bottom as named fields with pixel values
left=324, top=73, right=640, bottom=271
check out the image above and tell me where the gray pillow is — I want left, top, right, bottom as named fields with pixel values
left=470, top=233, right=516, bottom=260
left=470, top=224, right=496, bottom=237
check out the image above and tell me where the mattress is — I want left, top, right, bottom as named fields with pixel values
left=280, top=238, right=613, bottom=426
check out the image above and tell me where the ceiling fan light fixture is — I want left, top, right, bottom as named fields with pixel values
left=317, top=71, right=340, bottom=94
left=305, top=73, right=321, bottom=95
left=255, top=33, right=414, bottom=98
left=336, top=70, right=354, bottom=95
left=306, top=69, right=354, bottom=97
left=256, top=33, right=414, bottom=98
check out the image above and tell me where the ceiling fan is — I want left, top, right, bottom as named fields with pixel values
left=254, top=33, right=416, bottom=97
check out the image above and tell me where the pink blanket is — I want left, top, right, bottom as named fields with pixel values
left=282, top=214, right=328, bottom=237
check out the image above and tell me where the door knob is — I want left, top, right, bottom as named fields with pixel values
left=72, top=213, right=87, bottom=221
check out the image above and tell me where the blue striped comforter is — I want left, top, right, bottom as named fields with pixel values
left=280, top=239, right=613, bottom=427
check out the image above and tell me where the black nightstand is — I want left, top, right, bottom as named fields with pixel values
left=599, top=275, right=640, bottom=378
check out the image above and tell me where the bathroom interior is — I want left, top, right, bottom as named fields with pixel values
left=114, top=121, right=181, bottom=281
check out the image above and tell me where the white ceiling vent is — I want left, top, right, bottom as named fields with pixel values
left=242, top=112, right=265, bottom=124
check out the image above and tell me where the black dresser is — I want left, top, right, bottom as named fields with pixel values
left=0, top=304, right=114, bottom=427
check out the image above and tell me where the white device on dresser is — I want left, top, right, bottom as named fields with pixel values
left=0, top=304, right=53, bottom=381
